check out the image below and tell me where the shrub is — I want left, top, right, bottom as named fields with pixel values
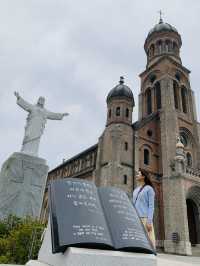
left=0, top=215, right=45, bottom=264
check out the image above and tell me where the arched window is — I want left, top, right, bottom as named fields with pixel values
left=158, top=40, right=162, bottom=54
left=181, top=86, right=187, bottom=113
left=123, top=175, right=128, bottom=185
left=173, top=42, right=178, bottom=54
left=150, top=74, right=156, bottom=84
left=165, top=40, right=170, bottom=52
left=146, top=89, right=152, bottom=115
left=173, top=81, right=179, bottom=109
left=150, top=44, right=155, bottom=57
left=125, top=142, right=128, bottom=151
left=108, top=109, right=111, bottom=118
left=175, top=73, right=181, bottom=82
left=144, top=149, right=150, bottom=165
left=126, top=108, right=129, bottom=118
left=116, top=107, right=120, bottom=116
left=155, top=82, right=161, bottom=110
left=180, top=133, right=188, bottom=147
left=186, top=153, right=192, bottom=167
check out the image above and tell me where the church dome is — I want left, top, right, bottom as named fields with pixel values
left=146, top=18, right=179, bottom=40
left=106, top=77, right=135, bottom=106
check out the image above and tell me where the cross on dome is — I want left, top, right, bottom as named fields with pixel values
left=158, top=10, right=164, bottom=24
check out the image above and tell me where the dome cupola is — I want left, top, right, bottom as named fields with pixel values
left=106, top=77, right=134, bottom=127
left=144, top=16, right=182, bottom=67
left=107, top=76, right=135, bottom=106
left=147, top=17, right=179, bottom=39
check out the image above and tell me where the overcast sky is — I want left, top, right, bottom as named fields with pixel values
left=0, top=0, right=200, bottom=170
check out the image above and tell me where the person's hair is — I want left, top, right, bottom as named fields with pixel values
left=139, top=168, right=154, bottom=189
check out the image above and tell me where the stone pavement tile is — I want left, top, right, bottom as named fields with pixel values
left=157, top=254, right=200, bottom=266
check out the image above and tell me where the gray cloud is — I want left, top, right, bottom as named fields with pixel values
left=0, top=0, right=199, bottom=170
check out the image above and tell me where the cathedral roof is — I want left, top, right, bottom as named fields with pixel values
left=106, top=77, right=135, bottom=105
left=147, top=18, right=178, bottom=40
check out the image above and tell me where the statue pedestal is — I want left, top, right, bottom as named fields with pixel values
left=0, top=152, right=48, bottom=219
left=27, top=248, right=156, bottom=266
left=25, top=221, right=156, bottom=266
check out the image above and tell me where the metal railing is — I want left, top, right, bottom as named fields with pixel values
left=186, top=167, right=200, bottom=177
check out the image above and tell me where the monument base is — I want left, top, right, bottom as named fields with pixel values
left=0, top=152, right=48, bottom=219
left=27, top=247, right=156, bottom=266
left=164, top=240, right=192, bottom=255
left=25, top=220, right=156, bottom=266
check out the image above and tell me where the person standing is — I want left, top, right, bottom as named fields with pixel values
left=133, top=168, right=156, bottom=248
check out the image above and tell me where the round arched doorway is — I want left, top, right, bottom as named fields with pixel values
left=186, top=199, right=198, bottom=245
left=186, top=186, right=200, bottom=246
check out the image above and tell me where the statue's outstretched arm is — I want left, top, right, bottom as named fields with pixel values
left=14, top=91, right=33, bottom=112
left=46, top=110, right=69, bottom=120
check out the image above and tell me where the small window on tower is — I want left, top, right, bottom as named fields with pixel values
left=158, top=40, right=162, bottom=54
left=146, top=89, right=152, bottom=115
left=144, top=149, right=150, bottom=165
left=147, top=129, right=153, bottom=137
left=181, top=86, right=188, bottom=113
left=175, top=73, right=181, bottom=82
left=123, top=175, right=128, bottom=185
left=173, top=42, right=178, bottom=54
left=150, top=74, right=156, bottom=84
left=116, top=107, right=120, bottom=116
left=149, top=44, right=155, bottom=57
left=155, top=82, right=161, bottom=110
left=165, top=40, right=170, bottom=52
left=109, top=109, right=111, bottom=118
left=126, top=108, right=129, bottom=118
left=125, top=142, right=128, bottom=151
left=173, top=81, right=179, bottom=109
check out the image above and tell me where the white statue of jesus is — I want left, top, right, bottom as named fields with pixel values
left=14, top=92, right=69, bottom=157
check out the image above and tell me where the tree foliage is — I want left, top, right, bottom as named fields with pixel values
left=0, top=215, right=45, bottom=264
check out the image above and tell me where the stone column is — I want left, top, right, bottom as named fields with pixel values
left=190, top=90, right=198, bottom=121
left=160, top=78, right=178, bottom=177
left=188, top=89, right=200, bottom=168
left=163, top=176, right=191, bottom=255
left=159, top=78, right=191, bottom=254
left=138, top=93, right=143, bottom=120
left=163, top=140, right=191, bottom=255
left=133, top=131, right=139, bottom=189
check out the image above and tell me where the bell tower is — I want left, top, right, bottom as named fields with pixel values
left=95, top=77, right=135, bottom=197
left=136, top=17, right=200, bottom=254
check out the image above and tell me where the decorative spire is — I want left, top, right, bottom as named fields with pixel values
left=158, top=10, right=163, bottom=24
left=176, top=135, right=184, bottom=149
left=119, top=76, right=124, bottom=84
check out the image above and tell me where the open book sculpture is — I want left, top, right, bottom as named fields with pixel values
left=48, top=178, right=156, bottom=255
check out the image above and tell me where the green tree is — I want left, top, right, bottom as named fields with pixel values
left=0, top=215, right=45, bottom=264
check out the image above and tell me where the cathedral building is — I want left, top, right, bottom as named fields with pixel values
left=40, top=18, right=200, bottom=255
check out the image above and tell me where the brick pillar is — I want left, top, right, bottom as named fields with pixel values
left=159, top=77, right=192, bottom=254
left=163, top=176, right=191, bottom=255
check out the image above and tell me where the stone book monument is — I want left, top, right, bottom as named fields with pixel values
left=26, top=179, right=156, bottom=266
left=0, top=92, right=68, bottom=219
left=49, top=178, right=155, bottom=254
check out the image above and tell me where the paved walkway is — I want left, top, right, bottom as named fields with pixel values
left=157, top=253, right=200, bottom=265
left=1, top=253, right=200, bottom=265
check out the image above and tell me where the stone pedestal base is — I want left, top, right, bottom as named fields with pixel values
left=27, top=247, right=156, bottom=266
left=164, top=240, right=192, bottom=255
left=25, top=220, right=156, bottom=266
left=0, top=152, right=48, bottom=218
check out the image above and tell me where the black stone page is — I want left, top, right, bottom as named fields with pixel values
left=49, top=179, right=113, bottom=253
left=98, top=187, right=155, bottom=254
